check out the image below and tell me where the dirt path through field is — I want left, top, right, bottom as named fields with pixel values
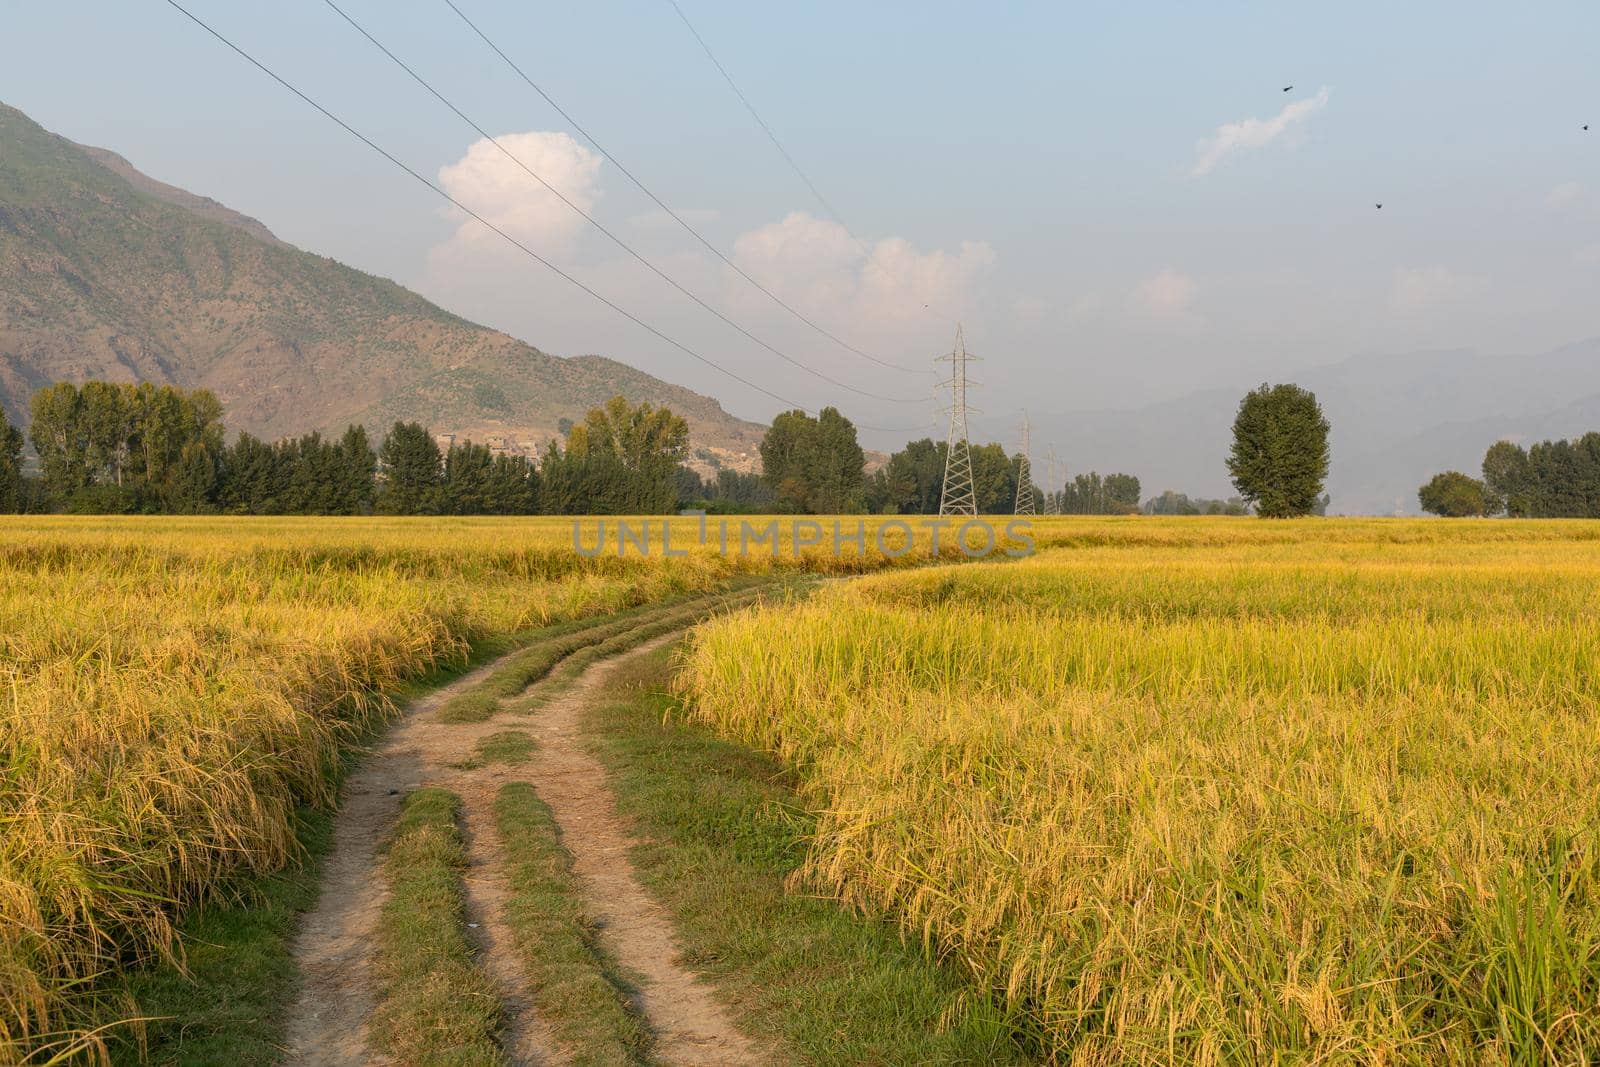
left=287, top=623, right=765, bottom=1066
left=284, top=658, right=502, bottom=1066
left=525, top=634, right=766, bottom=1066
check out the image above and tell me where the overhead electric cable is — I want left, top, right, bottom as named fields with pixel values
left=665, top=0, right=871, bottom=258
left=160, top=0, right=931, bottom=434
left=441, top=0, right=925, bottom=375
left=323, top=0, right=923, bottom=405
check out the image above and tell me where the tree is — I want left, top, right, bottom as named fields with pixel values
left=565, top=396, right=689, bottom=513
left=759, top=410, right=817, bottom=512
left=758, top=407, right=865, bottom=513
left=377, top=422, right=443, bottom=514
left=1227, top=383, right=1330, bottom=518
left=482, top=453, right=537, bottom=514
left=27, top=380, right=224, bottom=511
left=443, top=439, right=495, bottom=515
left=1482, top=440, right=1531, bottom=516
left=1143, top=490, right=1247, bottom=516
left=809, top=407, right=865, bottom=513
left=336, top=425, right=378, bottom=514
left=1478, top=434, right=1600, bottom=518
left=0, top=408, right=23, bottom=512
left=868, top=438, right=944, bottom=514
left=29, top=382, right=92, bottom=498
left=1418, top=471, right=1491, bottom=516
left=1104, top=473, right=1142, bottom=512
left=969, top=442, right=1018, bottom=514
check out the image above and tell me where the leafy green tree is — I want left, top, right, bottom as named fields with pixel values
left=969, top=442, right=1018, bottom=514
left=681, top=466, right=774, bottom=513
left=377, top=422, right=444, bottom=514
left=1056, top=471, right=1141, bottom=514
left=1143, top=490, right=1248, bottom=516
left=675, top=465, right=709, bottom=508
left=1508, top=432, right=1600, bottom=518
left=1418, top=471, right=1491, bottom=516
left=219, top=433, right=280, bottom=513
left=868, top=438, right=944, bottom=514
left=759, top=410, right=817, bottom=511
left=567, top=396, right=689, bottom=513
left=1104, top=473, right=1142, bottom=512
left=758, top=407, right=865, bottom=513
left=443, top=440, right=495, bottom=515
left=28, top=380, right=224, bottom=511
left=482, top=453, right=537, bottom=514
left=1227, top=383, right=1331, bottom=518
left=0, top=408, right=23, bottom=512
left=538, top=441, right=577, bottom=515
left=336, top=425, right=378, bottom=514
left=1482, top=440, right=1530, bottom=516
left=809, top=407, right=866, bottom=513
left=29, top=382, right=92, bottom=497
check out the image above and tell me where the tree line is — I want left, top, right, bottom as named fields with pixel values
left=0, top=382, right=693, bottom=516
left=1419, top=433, right=1600, bottom=517
left=0, top=376, right=1363, bottom=520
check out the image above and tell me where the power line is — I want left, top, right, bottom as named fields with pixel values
left=665, top=0, right=875, bottom=263
left=322, top=0, right=924, bottom=406
left=159, top=0, right=931, bottom=436
left=442, top=0, right=926, bottom=376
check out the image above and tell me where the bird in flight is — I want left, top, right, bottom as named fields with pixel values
left=1585, top=124, right=1591, bottom=131
left=1375, top=203, right=1383, bottom=209
left=1282, top=85, right=1294, bottom=92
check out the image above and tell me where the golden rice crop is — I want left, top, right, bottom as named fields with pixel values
left=0, top=513, right=982, bottom=1057
left=681, top=518, right=1600, bottom=1063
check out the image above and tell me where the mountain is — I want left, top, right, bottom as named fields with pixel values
left=1013, top=340, right=1600, bottom=515
left=0, top=102, right=764, bottom=471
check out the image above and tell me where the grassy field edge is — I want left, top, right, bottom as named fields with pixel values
left=587, top=642, right=1032, bottom=1066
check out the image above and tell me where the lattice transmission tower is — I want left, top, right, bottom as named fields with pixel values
left=1014, top=411, right=1036, bottom=515
left=1044, top=445, right=1060, bottom=515
left=937, top=324, right=979, bottom=516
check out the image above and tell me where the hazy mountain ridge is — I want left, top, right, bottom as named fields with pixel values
left=0, top=102, right=764, bottom=471
left=1018, top=340, right=1600, bottom=514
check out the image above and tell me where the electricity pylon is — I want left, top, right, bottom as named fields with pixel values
left=1014, top=411, right=1036, bottom=515
left=1044, top=444, right=1059, bottom=515
left=937, top=324, right=979, bottom=516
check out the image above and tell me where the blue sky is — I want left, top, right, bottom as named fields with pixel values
left=5, top=1, right=1598, bottom=446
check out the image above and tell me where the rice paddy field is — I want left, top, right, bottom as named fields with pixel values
left=682, top=518, right=1600, bottom=1064
left=0, top=514, right=971, bottom=1060
left=7, top=515, right=1599, bottom=1064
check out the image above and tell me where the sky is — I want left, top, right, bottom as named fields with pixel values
left=5, top=1, right=1598, bottom=450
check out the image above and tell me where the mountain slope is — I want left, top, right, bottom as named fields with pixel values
left=0, top=102, right=764, bottom=468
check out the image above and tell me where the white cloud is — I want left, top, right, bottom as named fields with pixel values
left=1131, top=268, right=1198, bottom=317
left=1548, top=181, right=1585, bottom=210
left=1191, top=87, right=1331, bottom=176
left=732, top=212, right=994, bottom=327
left=435, top=131, right=602, bottom=251
left=1390, top=265, right=1482, bottom=309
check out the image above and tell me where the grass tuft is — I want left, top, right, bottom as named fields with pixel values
left=494, top=782, right=650, bottom=1066
left=369, top=788, right=503, bottom=1066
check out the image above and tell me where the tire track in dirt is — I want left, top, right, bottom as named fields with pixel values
left=522, top=634, right=767, bottom=1066
left=288, top=610, right=767, bottom=1065
left=284, top=658, right=505, bottom=1066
